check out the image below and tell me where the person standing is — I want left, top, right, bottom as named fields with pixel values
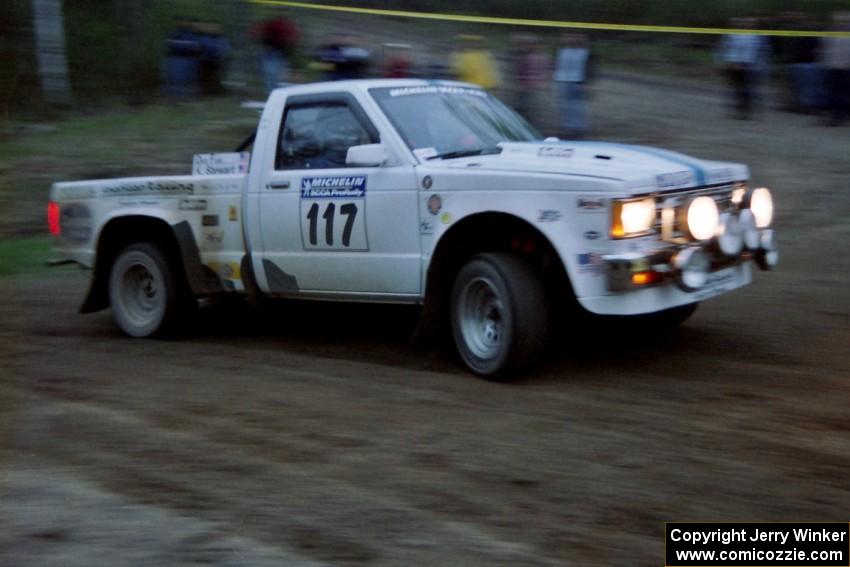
left=553, top=33, right=592, bottom=138
left=164, top=20, right=202, bottom=98
left=509, top=33, right=549, bottom=128
left=251, top=16, right=299, bottom=92
left=820, top=12, right=850, bottom=126
left=449, top=34, right=501, bottom=90
left=717, top=17, right=771, bottom=119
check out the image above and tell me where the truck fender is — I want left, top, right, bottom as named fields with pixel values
left=79, top=217, right=223, bottom=313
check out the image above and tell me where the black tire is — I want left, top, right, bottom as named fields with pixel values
left=108, top=242, right=181, bottom=337
left=450, top=253, right=547, bottom=379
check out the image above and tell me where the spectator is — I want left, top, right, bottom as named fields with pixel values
left=316, top=36, right=371, bottom=80
left=509, top=33, right=550, bottom=128
left=196, top=22, right=230, bottom=96
left=251, top=16, right=299, bottom=91
left=449, top=34, right=501, bottom=90
left=820, top=11, right=850, bottom=126
left=164, top=20, right=202, bottom=98
left=786, top=18, right=824, bottom=112
left=717, top=17, right=771, bottom=119
left=553, top=33, right=592, bottom=138
left=382, top=43, right=413, bottom=79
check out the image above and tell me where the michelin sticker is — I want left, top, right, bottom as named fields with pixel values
left=301, top=176, right=366, bottom=199
left=300, top=176, right=368, bottom=251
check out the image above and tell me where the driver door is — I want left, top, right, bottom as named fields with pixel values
left=257, top=93, right=420, bottom=298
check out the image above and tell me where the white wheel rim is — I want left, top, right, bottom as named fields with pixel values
left=458, top=276, right=505, bottom=360
left=117, top=259, right=165, bottom=330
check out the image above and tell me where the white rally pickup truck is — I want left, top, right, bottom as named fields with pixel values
left=49, top=79, right=778, bottom=378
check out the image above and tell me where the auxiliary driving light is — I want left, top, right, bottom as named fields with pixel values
left=716, top=212, right=744, bottom=257
left=739, top=209, right=761, bottom=250
left=685, top=196, right=720, bottom=241
left=673, top=247, right=711, bottom=291
left=749, top=187, right=774, bottom=228
left=756, top=229, right=779, bottom=270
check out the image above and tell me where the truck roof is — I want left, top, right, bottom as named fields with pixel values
left=270, top=78, right=480, bottom=97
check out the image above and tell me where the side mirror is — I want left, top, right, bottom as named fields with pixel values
left=346, top=143, right=386, bottom=167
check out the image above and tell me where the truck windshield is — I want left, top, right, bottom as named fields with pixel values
left=370, top=85, right=540, bottom=159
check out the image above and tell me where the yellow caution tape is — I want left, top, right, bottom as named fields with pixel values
left=250, top=0, right=850, bottom=37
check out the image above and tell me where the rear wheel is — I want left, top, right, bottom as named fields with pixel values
left=109, top=242, right=181, bottom=337
left=450, top=253, right=547, bottom=379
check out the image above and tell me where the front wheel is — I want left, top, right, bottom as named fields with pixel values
left=109, top=242, right=181, bottom=337
left=450, top=253, right=547, bottom=379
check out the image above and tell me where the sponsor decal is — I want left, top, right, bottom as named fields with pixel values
left=576, top=252, right=605, bottom=275
left=57, top=186, right=96, bottom=200
left=419, top=220, right=434, bottom=235
left=577, top=197, right=605, bottom=212
left=440, top=211, right=453, bottom=225
left=228, top=205, right=238, bottom=222
left=427, top=194, right=442, bottom=215
left=710, top=168, right=734, bottom=183
left=205, top=231, right=224, bottom=244
left=538, top=210, right=562, bottom=222
left=102, top=180, right=194, bottom=196
left=583, top=230, right=601, bottom=240
left=207, top=261, right=241, bottom=280
left=179, top=199, right=207, bottom=211
left=656, top=170, right=696, bottom=189
left=192, top=152, right=250, bottom=176
left=202, top=214, right=219, bottom=227
left=301, top=176, right=366, bottom=199
left=60, top=203, right=92, bottom=243
left=703, top=271, right=735, bottom=287
left=422, top=175, right=433, bottom=189
left=389, top=85, right=486, bottom=98
left=118, top=199, right=161, bottom=207
left=538, top=146, right=574, bottom=158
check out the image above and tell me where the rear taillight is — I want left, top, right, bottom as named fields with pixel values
left=48, top=201, right=60, bottom=236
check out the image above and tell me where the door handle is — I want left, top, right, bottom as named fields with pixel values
left=267, top=180, right=291, bottom=190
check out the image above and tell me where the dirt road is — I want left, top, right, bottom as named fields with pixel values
left=2, top=76, right=850, bottom=566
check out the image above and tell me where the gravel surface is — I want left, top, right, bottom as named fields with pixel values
left=2, top=74, right=849, bottom=566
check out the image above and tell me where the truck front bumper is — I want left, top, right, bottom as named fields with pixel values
left=602, top=227, right=777, bottom=294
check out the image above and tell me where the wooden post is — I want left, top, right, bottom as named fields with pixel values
left=32, top=0, right=72, bottom=104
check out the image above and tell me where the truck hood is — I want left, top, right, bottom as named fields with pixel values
left=424, top=141, right=748, bottom=192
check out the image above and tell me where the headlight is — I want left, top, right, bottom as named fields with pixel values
left=685, top=196, right=720, bottom=241
left=611, top=197, right=655, bottom=238
left=749, top=187, right=773, bottom=228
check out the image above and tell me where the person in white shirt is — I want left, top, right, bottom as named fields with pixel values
left=553, top=33, right=592, bottom=138
left=718, top=17, right=771, bottom=119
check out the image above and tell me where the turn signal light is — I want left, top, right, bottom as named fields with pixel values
left=631, top=271, right=662, bottom=286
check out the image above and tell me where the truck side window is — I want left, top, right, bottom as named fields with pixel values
left=277, top=102, right=375, bottom=170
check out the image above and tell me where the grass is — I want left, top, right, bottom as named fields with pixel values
left=0, top=97, right=259, bottom=239
left=0, top=236, right=54, bottom=277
